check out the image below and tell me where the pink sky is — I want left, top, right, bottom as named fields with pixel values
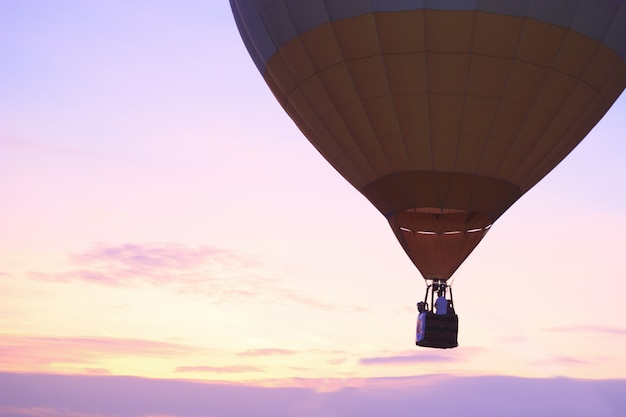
left=1, top=1, right=625, bottom=415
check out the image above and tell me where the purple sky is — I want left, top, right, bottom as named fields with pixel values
left=2, top=372, right=626, bottom=417
left=1, top=1, right=625, bottom=415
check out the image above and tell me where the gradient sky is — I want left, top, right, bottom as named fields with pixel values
left=1, top=1, right=625, bottom=416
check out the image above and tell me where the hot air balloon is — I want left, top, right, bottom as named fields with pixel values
left=230, top=0, right=626, bottom=348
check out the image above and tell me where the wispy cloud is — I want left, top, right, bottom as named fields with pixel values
left=358, top=347, right=483, bottom=366
left=26, top=242, right=357, bottom=310
left=30, top=243, right=250, bottom=288
left=172, top=349, right=299, bottom=375
left=543, top=325, right=626, bottom=336
left=0, top=335, right=201, bottom=370
left=359, top=352, right=458, bottom=365
left=237, top=349, right=296, bottom=357
left=72, top=244, right=239, bottom=273
left=174, top=365, right=263, bottom=374
left=530, top=356, right=593, bottom=367
left=84, top=368, right=113, bottom=376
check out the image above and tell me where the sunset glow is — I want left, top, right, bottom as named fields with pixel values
left=1, top=1, right=625, bottom=416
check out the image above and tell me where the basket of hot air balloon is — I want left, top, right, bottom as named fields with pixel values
left=231, top=0, right=626, bottom=348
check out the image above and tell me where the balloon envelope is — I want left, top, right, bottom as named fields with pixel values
left=231, top=0, right=626, bottom=280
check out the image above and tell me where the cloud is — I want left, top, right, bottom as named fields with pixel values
left=237, top=349, right=296, bottom=357
left=0, top=335, right=201, bottom=370
left=30, top=243, right=249, bottom=288
left=84, top=368, right=113, bottom=376
left=272, top=290, right=339, bottom=310
left=174, top=365, right=263, bottom=374
left=26, top=242, right=358, bottom=310
left=174, top=349, right=302, bottom=376
left=358, top=347, right=483, bottom=366
left=328, top=358, right=347, bottom=366
left=1, top=372, right=625, bottom=417
left=359, top=352, right=457, bottom=365
left=530, top=356, right=593, bottom=367
left=72, top=244, right=237, bottom=274
left=0, top=406, right=106, bottom=417
left=544, top=325, right=626, bottom=336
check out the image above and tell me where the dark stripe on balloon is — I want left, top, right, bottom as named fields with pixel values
left=230, top=0, right=626, bottom=73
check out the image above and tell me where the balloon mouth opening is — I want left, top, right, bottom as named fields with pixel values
left=399, top=224, right=492, bottom=236
left=394, top=208, right=493, bottom=236
left=389, top=209, right=493, bottom=279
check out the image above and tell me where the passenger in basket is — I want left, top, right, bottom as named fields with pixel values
left=435, top=290, right=448, bottom=315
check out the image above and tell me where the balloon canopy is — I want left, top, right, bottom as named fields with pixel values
left=231, top=0, right=626, bottom=280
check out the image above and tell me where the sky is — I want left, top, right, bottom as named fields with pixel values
left=1, top=1, right=625, bottom=416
